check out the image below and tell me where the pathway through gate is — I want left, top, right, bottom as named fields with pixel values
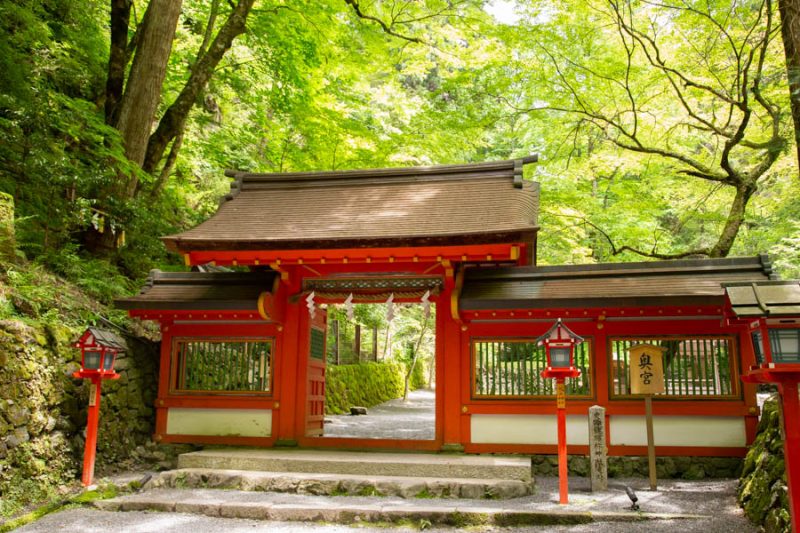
left=323, top=389, right=435, bottom=440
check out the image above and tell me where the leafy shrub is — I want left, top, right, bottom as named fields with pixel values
left=325, top=361, right=405, bottom=414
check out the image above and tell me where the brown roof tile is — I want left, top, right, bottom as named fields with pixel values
left=724, top=280, right=800, bottom=317
left=115, top=270, right=277, bottom=311
left=163, top=158, right=539, bottom=253
left=461, top=256, right=776, bottom=309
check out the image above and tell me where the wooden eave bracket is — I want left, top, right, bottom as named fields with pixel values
left=270, top=262, right=290, bottom=283
left=258, top=276, right=285, bottom=323
left=450, top=265, right=465, bottom=323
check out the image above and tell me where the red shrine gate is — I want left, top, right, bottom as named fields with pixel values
left=117, top=157, right=786, bottom=459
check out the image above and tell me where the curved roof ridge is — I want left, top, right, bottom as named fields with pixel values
left=225, top=155, right=538, bottom=182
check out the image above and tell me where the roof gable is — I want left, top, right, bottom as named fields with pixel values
left=163, top=158, right=540, bottom=254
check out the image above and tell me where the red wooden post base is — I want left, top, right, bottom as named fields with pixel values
left=742, top=367, right=800, bottom=533
left=556, top=378, right=569, bottom=505
left=82, top=376, right=102, bottom=487
left=780, top=381, right=800, bottom=533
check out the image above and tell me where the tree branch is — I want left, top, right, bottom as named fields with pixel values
left=554, top=212, right=711, bottom=259
left=343, top=0, right=425, bottom=44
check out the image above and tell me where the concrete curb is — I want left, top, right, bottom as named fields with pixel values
left=94, top=496, right=708, bottom=526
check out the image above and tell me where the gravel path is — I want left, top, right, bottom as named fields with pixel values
left=323, top=388, right=435, bottom=440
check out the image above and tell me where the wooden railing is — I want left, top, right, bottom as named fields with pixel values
left=471, top=339, right=592, bottom=398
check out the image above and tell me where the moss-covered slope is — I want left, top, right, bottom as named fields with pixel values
left=738, top=397, right=791, bottom=533
left=0, top=261, right=158, bottom=518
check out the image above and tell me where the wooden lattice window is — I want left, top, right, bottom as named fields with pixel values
left=471, top=339, right=592, bottom=398
left=310, top=328, right=325, bottom=360
left=609, top=336, right=738, bottom=398
left=171, top=338, right=273, bottom=395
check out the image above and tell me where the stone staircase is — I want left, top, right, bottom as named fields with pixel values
left=142, top=448, right=534, bottom=500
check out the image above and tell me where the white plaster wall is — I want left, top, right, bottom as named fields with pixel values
left=166, top=408, right=272, bottom=437
left=609, top=415, right=745, bottom=447
left=471, top=414, right=589, bottom=445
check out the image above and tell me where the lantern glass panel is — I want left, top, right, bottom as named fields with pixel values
left=83, top=349, right=102, bottom=370
left=769, top=329, right=800, bottom=363
left=102, top=351, right=115, bottom=370
left=751, top=331, right=764, bottom=364
left=549, top=347, right=571, bottom=368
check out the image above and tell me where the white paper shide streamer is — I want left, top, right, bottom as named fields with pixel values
left=386, top=293, right=395, bottom=322
left=305, top=291, right=316, bottom=319
left=421, top=290, right=431, bottom=319
left=345, top=293, right=354, bottom=320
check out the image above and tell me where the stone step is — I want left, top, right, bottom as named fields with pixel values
left=95, top=487, right=707, bottom=526
left=145, top=468, right=532, bottom=499
left=177, top=449, right=532, bottom=483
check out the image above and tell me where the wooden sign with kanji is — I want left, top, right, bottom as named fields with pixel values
left=629, top=344, right=666, bottom=395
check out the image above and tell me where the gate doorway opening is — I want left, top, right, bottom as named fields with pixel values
left=315, top=302, right=437, bottom=441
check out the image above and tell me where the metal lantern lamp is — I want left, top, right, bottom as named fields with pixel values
left=72, top=327, right=127, bottom=486
left=749, top=319, right=800, bottom=367
left=537, top=318, right=584, bottom=504
left=538, top=318, right=583, bottom=379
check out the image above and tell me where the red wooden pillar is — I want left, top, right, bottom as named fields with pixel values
left=81, top=375, right=103, bottom=486
left=556, top=378, right=569, bottom=504
left=738, top=329, right=761, bottom=443
left=440, top=285, right=462, bottom=449
left=154, top=322, right=172, bottom=441
left=780, top=381, right=800, bottom=533
left=277, top=269, right=302, bottom=444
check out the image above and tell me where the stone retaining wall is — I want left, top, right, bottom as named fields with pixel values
left=738, top=397, right=791, bottom=533
left=531, top=454, right=742, bottom=479
left=325, top=361, right=406, bottom=415
left=0, top=318, right=158, bottom=515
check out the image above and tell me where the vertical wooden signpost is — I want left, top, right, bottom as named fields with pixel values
left=629, top=344, right=666, bottom=491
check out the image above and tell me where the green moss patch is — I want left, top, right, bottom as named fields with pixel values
left=325, top=362, right=406, bottom=414
left=738, top=397, right=790, bottom=533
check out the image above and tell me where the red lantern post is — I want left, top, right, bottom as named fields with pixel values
left=538, top=319, right=583, bottom=505
left=72, top=328, right=126, bottom=486
left=742, top=319, right=800, bottom=533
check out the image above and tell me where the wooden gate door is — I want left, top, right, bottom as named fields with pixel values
left=306, top=310, right=327, bottom=437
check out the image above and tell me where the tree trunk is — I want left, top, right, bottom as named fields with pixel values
left=709, top=184, right=757, bottom=258
left=403, top=314, right=430, bottom=401
left=149, top=132, right=183, bottom=198
left=115, top=0, right=183, bottom=195
left=779, top=0, right=800, bottom=172
left=141, top=0, right=256, bottom=176
left=354, top=324, right=361, bottom=362
left=105, top=0, right=133, bottom=125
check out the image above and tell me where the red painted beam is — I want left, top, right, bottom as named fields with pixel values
left=185, top=243, right=526, bottom=267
